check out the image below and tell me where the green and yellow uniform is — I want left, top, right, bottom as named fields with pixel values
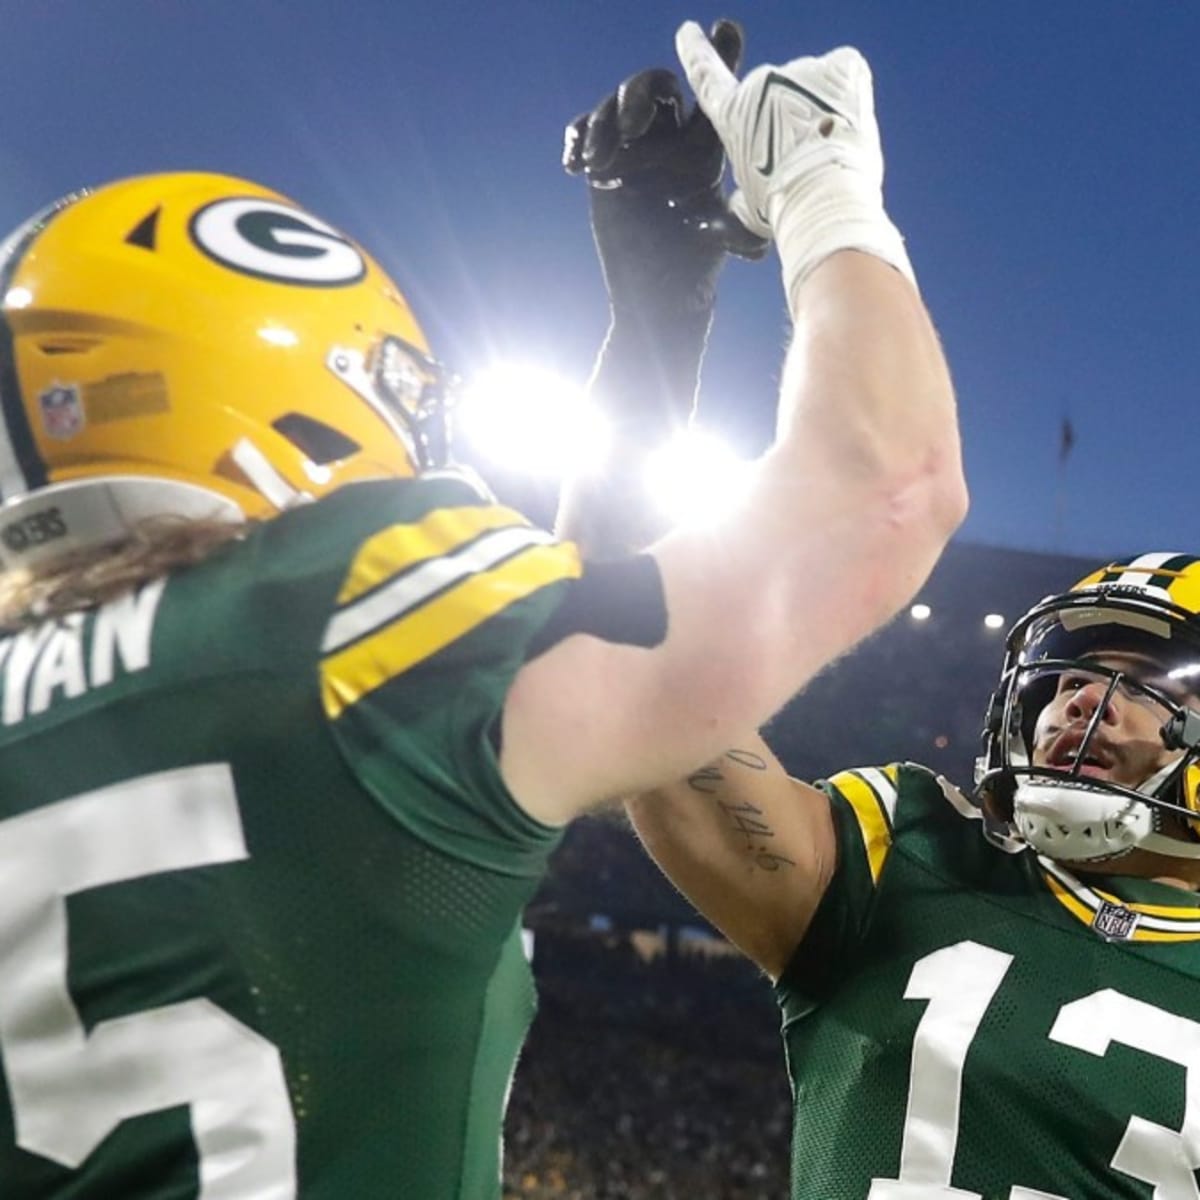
left=780, top=762, right=1200, bottom=1199
left=0, top=476, right=582, bottom=1198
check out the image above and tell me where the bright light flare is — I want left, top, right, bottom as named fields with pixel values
left=984, top=612, right=1006, bottom=630
left=456, top=363, right=608, bottom=479
left=910, top=603, right=932, bottom=621
left=644, top=430, right=752, bottom=527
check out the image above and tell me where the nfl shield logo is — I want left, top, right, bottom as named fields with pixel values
left=39, top=383, right=85, bottom=440
left=1092, top=901, right=1139, bottom=942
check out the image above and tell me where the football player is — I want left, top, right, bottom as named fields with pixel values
left=627, top=558, right=1200, bottom=1199
left=567, top=23, right=1200, bottom=1200
left=0, top=21, right=962, bottom=1200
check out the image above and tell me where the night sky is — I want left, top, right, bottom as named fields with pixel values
left=3, top=1, right=1197, bottom=559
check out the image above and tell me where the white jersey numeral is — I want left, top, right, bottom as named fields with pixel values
left=868, top=940, right=1012, bottom=1199
left=1052, top=989, right=1200, bottom=1199
left=0, top=765, right=297, bottom=1197
left=872, top=939, right=1195, bottom=1200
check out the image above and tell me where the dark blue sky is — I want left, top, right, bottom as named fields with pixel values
left=3, top=1, right=1197, bottom=558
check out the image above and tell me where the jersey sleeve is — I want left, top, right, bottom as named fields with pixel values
left=776, top=764, right=902, bottom=1011
left=313, top=477, right=583, bottom=876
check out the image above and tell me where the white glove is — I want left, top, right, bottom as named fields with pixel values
left=675, top=21, right=915, bottom=315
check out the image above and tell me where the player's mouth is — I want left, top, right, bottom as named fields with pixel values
left=1043, top=730, right=1117, bottom=780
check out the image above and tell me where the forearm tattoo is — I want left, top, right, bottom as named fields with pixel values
left=686, top=748, right=797, bottom=873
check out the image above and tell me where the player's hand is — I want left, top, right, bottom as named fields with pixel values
left=674, top=22, right=884, bottom=242
left=564, top=18, right=768, bottom=324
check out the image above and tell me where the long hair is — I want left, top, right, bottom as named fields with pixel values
left=0, top=516, right=250, bottom=631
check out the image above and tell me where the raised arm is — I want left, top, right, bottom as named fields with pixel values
left=554, top=18, right=766, bottom=557
left=501, top=23, right=966, bottom=824
left=625, top=731, right=836, bottom=979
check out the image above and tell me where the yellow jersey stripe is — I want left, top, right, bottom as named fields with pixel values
left=335, top=505, right=532, bottom=606
left=1125, top=927, right=1200, bottom=944
left=1042, top=872, right=1100, bottom=929
left=321, top=540, right=581, bottom=719
left=1091, top=890, right=1200, bottom=920
left=324, top=523, right=557, bottom=654
left=829, top=769, right=896, bottom=885
left=859, top=765, right=900, bottom=816
left=1038, top=858, right=1200, bottom=941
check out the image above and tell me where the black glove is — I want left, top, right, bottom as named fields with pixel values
left=564, top=18, right=768, bottom=324
left=558, top=21, right=767, bottom=557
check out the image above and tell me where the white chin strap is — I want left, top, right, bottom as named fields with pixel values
left=1138, top=831, right=1200, bottom=860
left=1013, top=775, right=1200, bottom=863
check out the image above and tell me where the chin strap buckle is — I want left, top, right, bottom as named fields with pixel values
left=1163, top=708, right=1200, bottom=752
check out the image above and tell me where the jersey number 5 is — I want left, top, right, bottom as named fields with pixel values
left=869, top=939, right=1200, bottom=1200
left=0, top=764, right=297, bottom=1197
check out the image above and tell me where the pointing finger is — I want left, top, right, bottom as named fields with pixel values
left=675, top=20, right=737, bottom=119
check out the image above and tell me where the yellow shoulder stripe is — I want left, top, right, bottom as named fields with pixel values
left=322, top=538, right=581, bottom=719
left=827, top=765, right=899, bottom=885
left=335, top=504, right=531, bottom=605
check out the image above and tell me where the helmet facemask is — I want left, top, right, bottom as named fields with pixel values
left=975, top=575, right=1200, bottom=863
left=325, top=333, right=457, bottom=474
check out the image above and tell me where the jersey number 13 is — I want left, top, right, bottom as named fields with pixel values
left=869, top=939, right=1200, bottom=1200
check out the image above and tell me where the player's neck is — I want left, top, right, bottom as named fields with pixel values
left=1153, top=875, right=1200, bottom=891
left=1070, top=849, right=1200, bottom=892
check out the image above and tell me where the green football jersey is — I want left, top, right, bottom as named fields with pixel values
left=0, top=476, right=582, bottom=1198
left=778, top=762, right=1200, bottom=1200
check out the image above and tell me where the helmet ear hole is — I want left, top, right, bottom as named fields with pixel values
left=34, top=336, right=102, bottom=356
left=271, top=414, right=360, bottom=465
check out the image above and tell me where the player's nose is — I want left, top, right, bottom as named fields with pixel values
left=1065, top=678, right=1120, bottom=724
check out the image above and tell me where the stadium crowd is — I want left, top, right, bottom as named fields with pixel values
left=505, top=933, right=789, bottom=1199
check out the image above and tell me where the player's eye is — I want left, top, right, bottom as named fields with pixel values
left=1058, top=672, right=1089, bottom=694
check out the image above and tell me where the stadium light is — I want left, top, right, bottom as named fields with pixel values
left=910, top=603, right=932, bottom=621
left=456, top=363, right=609, bottom=479
left=983, top=612, right=1006, bottom=630
left=644, top=429, right=752, bottom=526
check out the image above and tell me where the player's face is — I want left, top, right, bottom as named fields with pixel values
left=1030, top=653, right=1190, bottom=789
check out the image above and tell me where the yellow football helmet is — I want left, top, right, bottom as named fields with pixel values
left=0, top=172, right=452, bottom=568
left=976, top=552, right=1200, bottom=862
